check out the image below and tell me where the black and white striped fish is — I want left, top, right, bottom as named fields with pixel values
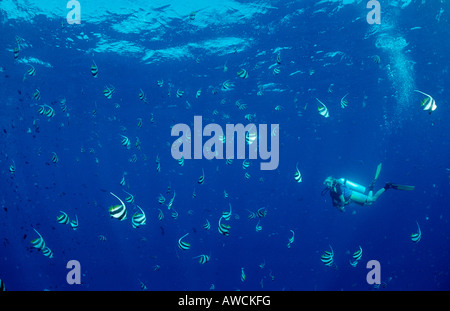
left=222, top=203, right=232, bottom=220
left=42, top=246, right=53, bottom=258
left=178, top=233, right=190, bottom=250
left=411, top=221, right=421, bottom=243
left=103, top=85, right=115, bottom=99
left=193, top=254, right=210, bottom=264
left=237, top=69, right=248, bottom=79
left=320, top=245, right=335, bottom=268
left=91, top=61, right=98, bottom=77
left=352, top=246, right=363, bottom=261
left=33, top=89, right=41, bottom=101
left=198, top=168, right=205, bottom=184
left=176, top=89, right=184, bottom=98
left=109, top=192, right=127, bottom=221
left=51, top=152, right=58, bottom=164
left=138, top=89, right=147, bottom=102
left=203, top=219, right=211, bottom=230
left=294, top=163, right=302, bottom=183
left=132, top=206, right=146, bottom=228
left=25, top=64, right=36, bottom=77
left=30, top=229, right=46, bottom=250
left=57, top=211, right=69, bottom=224
left=70, top=215, right=79, bottom=230
left=218, top=216, right=230, bottom=236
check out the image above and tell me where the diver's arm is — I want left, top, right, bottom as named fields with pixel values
left=337, top=194, right=346, bottom=212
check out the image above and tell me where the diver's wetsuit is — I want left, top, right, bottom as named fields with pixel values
left=330, top=182, right=352, bottom=207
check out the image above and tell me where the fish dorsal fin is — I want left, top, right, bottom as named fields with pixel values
left=136, top=205, right=145, bottom=214
left=414, top=90, right=432, bottom=99
left=33, top=228, right=43, bottom=239
left=110, top=192, right=125, bottom=208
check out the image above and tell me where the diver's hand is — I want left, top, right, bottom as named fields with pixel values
left=337, top=203, right=345, bottom=212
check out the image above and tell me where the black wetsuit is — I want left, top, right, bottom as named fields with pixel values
left=330, top=183, right=351, bottom=207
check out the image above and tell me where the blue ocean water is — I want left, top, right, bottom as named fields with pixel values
left=0, top=0, right=449, bottom=291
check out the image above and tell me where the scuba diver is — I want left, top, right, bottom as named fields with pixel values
left=322, top=163, right=415, bottom=212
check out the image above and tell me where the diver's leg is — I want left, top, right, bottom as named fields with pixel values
left=366, top=183, right=413, bottom=204
left=363, top=187, right=384, bottom=204
left=350, top=192, right=368, bottom=205
left=368, top=188, right=386, bottom=203
left=368, top=163, right=383, bottom=192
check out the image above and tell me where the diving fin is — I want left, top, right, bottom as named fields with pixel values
left=375, top=163, right=382, bottom=181
left=385, top=183, right=415, bottom=191
left=390, top=183, right=415, bottom=191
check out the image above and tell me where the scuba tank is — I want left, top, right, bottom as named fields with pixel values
left=337, top=178, right=366, bottom=194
